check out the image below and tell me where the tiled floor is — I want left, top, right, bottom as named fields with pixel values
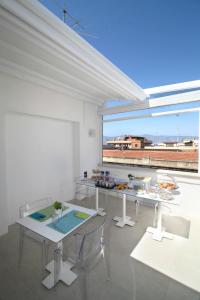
left=0, top=194, right=198, bottom=300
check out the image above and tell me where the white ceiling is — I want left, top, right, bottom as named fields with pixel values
left=0, top=0, right=147, bottom=106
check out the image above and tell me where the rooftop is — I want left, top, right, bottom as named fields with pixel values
left=0, top=1, right=200, bottom=300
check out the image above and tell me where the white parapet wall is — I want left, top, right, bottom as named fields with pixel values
left=103, top=157, right=198, bottom=170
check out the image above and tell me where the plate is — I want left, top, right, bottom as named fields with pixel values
left=159, top=193, right=173, bottom=201
left=147, top=193, right=157, bottom=198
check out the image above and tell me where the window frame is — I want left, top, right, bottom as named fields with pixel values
left=102, top=107, right=200, bottom=174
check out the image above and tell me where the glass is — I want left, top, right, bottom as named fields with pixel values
left=105, top=171, right=110, bottom=176
left=52, top=207, right=63, bottom=226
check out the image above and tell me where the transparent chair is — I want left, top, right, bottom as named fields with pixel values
left=68, top=217, right=110, bottom=300
left=74, top=179, right=95, bottom=209
left=18, top=197, right=52, bottom=277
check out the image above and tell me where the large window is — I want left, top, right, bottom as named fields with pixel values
left=103, top=103, right=199, bottom=173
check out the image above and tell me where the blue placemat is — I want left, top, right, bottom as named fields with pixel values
left=47, top=210, right=90, bottom=234
left=30, top=212, right=46, bottom=221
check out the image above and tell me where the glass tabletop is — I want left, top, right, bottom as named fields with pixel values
left=75, top=178, right=180, bottom=205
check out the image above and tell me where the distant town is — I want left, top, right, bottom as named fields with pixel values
left=103, top=135, right=199, bottom=172
left=104, top=135, right=199, bottom=150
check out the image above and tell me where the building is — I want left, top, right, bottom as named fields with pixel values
left=162, top=139, right=199, bottom=148
left=106, top=135, right=152, bottom=149
left=182, top=139, right=199, bottom=147
left=163, top=141, right=179, bottom=147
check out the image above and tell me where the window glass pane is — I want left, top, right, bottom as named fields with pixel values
left=103, top=111, right=199, bottom=172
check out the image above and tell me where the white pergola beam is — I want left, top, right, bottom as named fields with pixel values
left=99, top=90, right=200, bottom=115
left=144, top=80, right=200, bottom=95
left=104, top=107, right=200, bottom=123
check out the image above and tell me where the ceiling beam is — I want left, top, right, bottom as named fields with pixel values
left=104, top=107, right=200, bottom=123
left=98, top=90, right=200, bottom=115
left=144, top=80, right=200, bottom=96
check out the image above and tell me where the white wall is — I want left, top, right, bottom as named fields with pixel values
left=0, top=73, right=101, bottom=235
left=6, top=113, right=75, bottom=224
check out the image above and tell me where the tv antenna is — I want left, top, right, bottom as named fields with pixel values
left=52, top=0, right=98, bottom=39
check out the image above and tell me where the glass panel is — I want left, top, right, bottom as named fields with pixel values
left=103, top=111, right=199, bottom=172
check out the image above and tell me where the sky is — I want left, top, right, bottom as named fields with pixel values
left=39, top=0, right=200, bottom=137
left=104, top=112, right=199, bottom=138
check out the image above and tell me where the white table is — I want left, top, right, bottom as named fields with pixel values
left=76, top=179, right=136, bottom=227
left=17, top=202, right=96, bottom=289
left=95, top=186, right=135, bottom=226
left=130, top=217, right=200, bottom=295
left=76, top=179, right=180, bottom=231
left=140, top=190, right=181, bottom=241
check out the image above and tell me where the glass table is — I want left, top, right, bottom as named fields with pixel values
left=76, top=178, right=181, bottom=240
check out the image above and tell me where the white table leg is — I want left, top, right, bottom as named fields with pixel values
left=113, top=193, right=135, bottom=227
left=153, top=202, right=158, bottom=227
left=95, top=187, right=106, bottom=216
left=135, top=199, right=140, bottom=222
left=146, top=202, right=173, bottom=241
left=42, top=241, right=78, bottom=289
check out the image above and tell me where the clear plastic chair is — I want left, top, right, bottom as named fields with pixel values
left=74, top=178, right=95, bottom=209
left=68, top=217, right=110, bottom=300
left=18, top=197, right=52, bottom=277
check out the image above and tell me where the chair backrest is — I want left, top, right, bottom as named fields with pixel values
left=75, top=218, right=106, bottom=264
left=19, top=197, right=52, bottom=218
